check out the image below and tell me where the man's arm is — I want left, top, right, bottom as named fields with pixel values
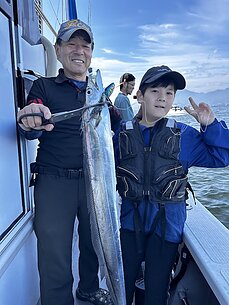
left=114, top=94, right=133, bottom=121
left=18, top=124, right=43, bottom=140
left=17, top=79, right=54, bottom=134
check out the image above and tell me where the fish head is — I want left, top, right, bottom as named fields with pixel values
left=86, top=69, right=104, bottom=106
left=85, top=69, right=106, bottom=125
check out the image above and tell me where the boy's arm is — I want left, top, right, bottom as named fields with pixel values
left=179, top=97, right=229, bottom=169
left=112, top=126, right=121, bottom=167
left=109, top=105, right=122, bottom=133
left=180, top=119, right=229, bottom=169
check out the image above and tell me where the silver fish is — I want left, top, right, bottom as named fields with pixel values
left=81, top=69, right=126, bottom=305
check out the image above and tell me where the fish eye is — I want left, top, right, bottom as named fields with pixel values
left=87, top=88, right=93, bottom=95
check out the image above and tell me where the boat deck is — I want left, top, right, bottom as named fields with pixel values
left=184, top=197, right=229, bottom=305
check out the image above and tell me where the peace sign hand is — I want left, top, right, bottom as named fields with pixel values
left=184, top=97, right=215, bottom=126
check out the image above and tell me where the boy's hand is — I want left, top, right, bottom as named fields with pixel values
left=17, top=103, right=54, bottom=131
left=184, top=97, right=215, bottom=126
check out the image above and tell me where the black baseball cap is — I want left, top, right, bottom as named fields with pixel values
left=139, top=65, right=186, bottom=90
left=120, top=73, right=135, bottom=83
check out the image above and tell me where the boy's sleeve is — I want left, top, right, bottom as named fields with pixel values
left=109, top=105, right=122, bottom=133
left=112, top=126, right=121, bottom=167
left=200, top=119, right=229, bottom=148
left=179, top=120, right=229, bottom=169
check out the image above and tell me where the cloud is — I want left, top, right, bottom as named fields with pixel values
left=186, top=0, right=229, bottom=36
left=101, top=48, right=114, bottom=54
left=90, top=0, right=229, bottom=93
left=134, top=10, right=229, bottom=93
left=92, top=47, right=229, bottom=94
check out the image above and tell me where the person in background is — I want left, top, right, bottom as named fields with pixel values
left=17, top=19, right=118, bottom=305
left=114, top=73, right=136, bottom=120
left=113, top=65, right=229, bottom=305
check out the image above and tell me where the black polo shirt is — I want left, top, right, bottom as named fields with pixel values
left=27, top=69, right=86, bottom=169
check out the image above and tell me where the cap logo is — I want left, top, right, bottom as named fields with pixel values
left=157, top=68, right=170, bottom=72
left=64, top=20, right=89, bottom=31
left=65, top=20, right=79, bottom=29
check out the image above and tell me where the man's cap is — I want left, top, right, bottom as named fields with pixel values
left=120, top=73, right=135, bottom=83
left=57, top=19, right=94, bottom=44
left=139, top=65, right=186, bottom=90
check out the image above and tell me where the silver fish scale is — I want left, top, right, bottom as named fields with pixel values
left=82, top=69, right=126, bottom=305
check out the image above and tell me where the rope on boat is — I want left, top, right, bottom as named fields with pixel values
left=34, top=1, right=58, bottom=37
left=88, top=0, right=92, bottom=26
left=47, top=0, right=62, bottom=26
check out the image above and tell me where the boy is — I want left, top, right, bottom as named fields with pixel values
left=113, top=65, right=229, bottom=305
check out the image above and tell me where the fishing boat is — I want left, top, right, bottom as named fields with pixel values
left=0, top=1, right=228, bottom=305
left=167, top=105, right=187, bottom=116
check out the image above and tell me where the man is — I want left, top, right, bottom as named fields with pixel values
left=114, top=73, right=135, bottom=120
left=17, top=19, right=115, bottom=305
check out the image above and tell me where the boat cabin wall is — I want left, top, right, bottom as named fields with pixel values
left=0, top=1, right=57, bottom=304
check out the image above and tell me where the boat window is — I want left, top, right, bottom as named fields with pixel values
left=17, top=0, right=41, bottom=45
left=0, top=12, right=29, bottom=241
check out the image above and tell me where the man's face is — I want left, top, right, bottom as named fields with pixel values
left=137, top=84, right=175, bottom=124
left=123, top=80, right=135, bottom=95
left=55, top=35, right=92, bottom=80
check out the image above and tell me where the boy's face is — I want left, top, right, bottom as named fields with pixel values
left=137, top=84, right=175, bottom=123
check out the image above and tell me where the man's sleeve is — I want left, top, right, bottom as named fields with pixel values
left=27, top=78, right=46, bottom=105
left=18, top=125, right=43, bottom=140
left=18, top=79, right=46, bottom=140
left=114, top=95, right=128, bottom=120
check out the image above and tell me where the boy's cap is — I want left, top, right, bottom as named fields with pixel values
left=57, top=19, right=94, bottom=43
left=140, top=65, right=186, bottom=90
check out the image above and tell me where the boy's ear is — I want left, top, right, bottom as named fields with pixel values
left=136, top=89, right=144, bottom=104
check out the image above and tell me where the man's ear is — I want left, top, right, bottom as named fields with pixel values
left=122, top=79, right=127, bottom=88
left=54, top=44, right=60, bottom=60
left=136, top=89, right=144, bottom=104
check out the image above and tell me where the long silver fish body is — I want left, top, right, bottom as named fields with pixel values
left=81, top=69, right=126, bottom=305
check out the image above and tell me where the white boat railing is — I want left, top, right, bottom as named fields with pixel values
left=184, top=198, right=229, bottom=305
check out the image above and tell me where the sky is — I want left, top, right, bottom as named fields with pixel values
left=43, top=0, right=229, bottom=98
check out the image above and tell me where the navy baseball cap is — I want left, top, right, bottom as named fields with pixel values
left=140, top=65, right=186, bottom=90
left=57, top=19, right=94, bottom=44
